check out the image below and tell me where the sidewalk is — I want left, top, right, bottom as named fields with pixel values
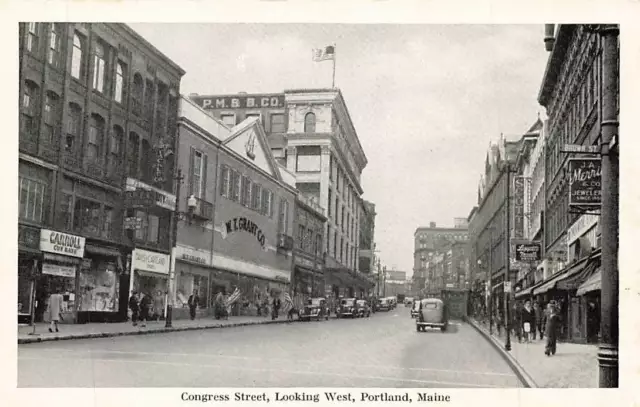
left=18, top=315, right=289, bottom=344
left=469, top=318, right=598, bottom=388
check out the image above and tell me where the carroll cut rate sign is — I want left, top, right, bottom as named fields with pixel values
left=568, top=158, right=601, bottom=207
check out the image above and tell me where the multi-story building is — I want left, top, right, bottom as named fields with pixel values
left=190, top=89, right=370, bottom=298
left=18, top=23, right=184, bottom=324
left=358, top=200, right=376, bottom=274
left=292, top=195, right=327, bottom=299
left=528, top=24, right=617, bottom=343
left=170, top=97, right=297, bottom=319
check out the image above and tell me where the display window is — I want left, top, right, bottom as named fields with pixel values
left=78, top=258, right=119, bottom=312
left=134, top=273, right=168, bottom=297
left=176, top=271, right=209, bottom=309
left=18, top=260, right=36, bottom=315
left=35, top=271, right=76, bottom=322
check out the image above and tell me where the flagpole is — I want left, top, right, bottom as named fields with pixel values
left=332, top=43, right=337, bottom=89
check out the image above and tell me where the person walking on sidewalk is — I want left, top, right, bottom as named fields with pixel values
left=188, top=289, right=199, bottom=320
left=153, top=290, right=164, bottom=322
left=534, top=300, right=544, bottom=340
left=521, top=299, right=536, bottom=343
left=544, top=301, right=561, bottom=356
left=47, top=290, right=64, bottom=333
left=139, top=292, right=152, bottom=328
left=272, top=295, right=281, bottom=320
left=128, top=291, right=139, bottom=326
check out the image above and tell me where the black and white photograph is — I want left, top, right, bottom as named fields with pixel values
left=4, top=1, right=637, bottom=405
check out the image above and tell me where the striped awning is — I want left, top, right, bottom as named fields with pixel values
left=533, top=257, right=589, bottom=295
left=515, top=286, right=533, bottom=298
left=577, top=268, right=601, bottom=296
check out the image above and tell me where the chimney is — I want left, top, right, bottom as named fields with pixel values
left=544, top=24, right=555, bottom=52
left=429, top=222, right=436, bottom=228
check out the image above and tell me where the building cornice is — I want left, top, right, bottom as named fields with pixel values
left=538, top=25, right=577, bottom=107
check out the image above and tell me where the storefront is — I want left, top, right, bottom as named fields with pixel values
left=292, top=255, right=324, bottom=298
left=37, top=229, right=86, bottom=323
left=129, top=248, right=170, bottom=312
left=173, top=245, right=213, bottom=319
left=18, top=224, right=41, bottom=324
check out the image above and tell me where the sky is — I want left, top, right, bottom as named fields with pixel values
left=130, top=23, right=550, bottom=275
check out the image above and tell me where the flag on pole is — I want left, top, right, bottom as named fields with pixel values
left=282, top=292, right=294, bottom=314
left=312, top=45, right=335, bottom=62
left=225, top=287, right=241, bottom=307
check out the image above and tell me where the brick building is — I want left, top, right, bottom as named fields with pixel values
left=18, top=23, right=184, bottom=324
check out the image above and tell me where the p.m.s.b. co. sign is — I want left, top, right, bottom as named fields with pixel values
left=514, top=243, right=542, bottom=262
left=568, top=158, right=601, bottom=207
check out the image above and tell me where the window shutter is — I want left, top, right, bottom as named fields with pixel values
left=202, top=153, right=208, bottom=199
left=189, top=147, right=195, bottom=196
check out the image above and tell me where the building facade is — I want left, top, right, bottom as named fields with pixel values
left=358, top=200, right=376, bottom=274
left=292, top=195, right=327, bottom=301
left=172, top=98, right=297, bottom=319
left=18, top=22, right=184, bottom=324
left=189, top=89, right=371, bottom=297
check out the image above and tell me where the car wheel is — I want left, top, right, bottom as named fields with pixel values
left=441, top=326, right=447, bottom=332
left=416, top=324, right=421, bottom=332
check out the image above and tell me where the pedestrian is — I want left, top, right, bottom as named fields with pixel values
left=521, top=299, right=536, bottom=343
left=47, top=289, right=64, bottom=333
left=512, top=302, right=522, bottom=343
left=272, top=295, right=281, bottom=320
left=128, top=291, right=139, bottom=326
left=544, top=301, right=561, bottom=356
left=188, top=289, right=199, bottom=320
left=153, top=290, right=164, bottom=322
left=139, top=292, right=152, bottom=328
left=534, top=301, right=544, bottom=340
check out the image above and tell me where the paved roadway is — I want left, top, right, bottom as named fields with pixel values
left=18, top=308, right=522, bottom=388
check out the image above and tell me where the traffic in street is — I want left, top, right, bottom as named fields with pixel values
left=18, top=309, right=522, bottom=388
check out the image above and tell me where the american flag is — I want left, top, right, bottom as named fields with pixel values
left=282, top=292, right=294, bottom=314
left=225, top=288, right=241, bottom=307
left=312, top=45, right=335, bottom=62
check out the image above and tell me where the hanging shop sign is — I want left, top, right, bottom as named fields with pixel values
left=132, top=248, right=170, bottom=274
left=176, top=245, right=212, bottom=267
left=42, top=263, right=77, bottom=278
left=40, top=229, right=85, bottom=258
left=568, top=158, right=602, bottom=207
left=193, top=94, right=285, bottom=110
left=220, top=217, right=266, bottom=248
left=125, top=178, right=176, bottom=211
left=513, top=176, right=525, bottom=239
left=514, top=242, right=542, bottom=262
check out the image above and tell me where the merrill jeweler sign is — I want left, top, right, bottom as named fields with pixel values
left=40, top=229, right=85, bottom=258
left=568, top=158, right=602, bottom=207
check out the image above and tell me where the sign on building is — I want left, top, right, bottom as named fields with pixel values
left=193, top=94, right=286, bottom=110
left=514, top=242, right=542, bottom=262
left=39, top=229, right=86, bottom=258
left=131, top=249, right=170, bottom=274
left=568, top=158, right=601, bottom=207
left=513, top=176, right=525, bottom=238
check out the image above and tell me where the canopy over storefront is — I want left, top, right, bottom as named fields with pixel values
left=577, top=268, right=601, bottom=296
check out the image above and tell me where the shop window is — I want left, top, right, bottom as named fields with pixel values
left=270, top=113, right=286, bottom=133
left=114, top=61, right=126, bottom=104
left=19, top=176, right=46, bottom=223
left=304, top=112, right=316, bottom=133
left=66, top=103, right=82, bottom=154
left=25, top=22, right=39, bottom=54
left=43, top=91, right=60, bottom=145
left=241, top=176, right=251, bottom=207
left=92, top=41, right=107, bottom=93
left=132, top=73, right=144, bottom=116
left=78, top=260, right=119, bottom=312
left=73, top=197, right=102, bottom=236
left=47, top=23, right=61, bottom=68
left=296, top=146, right=321, bottom=172
left=71, top=33, right=84, bottom=80
left=177, top=272, right=209, bottom=309
left=251, top=183, right=262, bottom=211
left=21, top=81, right=39, bottom=140
left=220, top=165, right=229, bottom=197
left=220, top=114, right=236, bottom=127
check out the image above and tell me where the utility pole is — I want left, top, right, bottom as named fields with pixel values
left=165, top=168, right=184, bottom=328
left=597, top=24, right=619, bottom=388
left=488, top=227, right=493, bottom=335
left=505, top=164, right=512, bottom=352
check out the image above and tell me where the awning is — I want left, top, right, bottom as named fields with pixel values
left=533, top=257, right=589, bottom=295
left=135, top=269, right=170, bottom=279
left=85, top=244, right=121, bottom=258
left=515, top=286, right=533, bottom=299
left=556, top=261, right=595, bottom=291
left=577, top=268, right=601, bottom=296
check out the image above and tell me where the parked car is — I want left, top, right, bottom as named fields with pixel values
left=355, top=299, right=371, bottom=317
left=378, top=298, right=391, bottom=312
left=299, top=297, right=330, bottom=321
left=388, top=297, right=397, bottom=309
left=410, top=300, right=420, bottom=318
left=405, top=297, right=414, bottom=307
left=416, top=298, right=449, bottom=332
left=336, top=298, right=358, bottom=318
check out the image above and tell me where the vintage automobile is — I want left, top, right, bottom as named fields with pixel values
left=410, top=300, right=421, bottom=318
left=336, top=298, right=358, bottom=318
left=388, top=297, right=397, bottom=309
left=299, top=297, right=330, bottom=321
left=416, top=298, right=449, bottom=332
left=377, top=298, right=391, bottom=312
left=355, top=299, right=371, bottom=318
left=404, top=297, right=414, bottom=307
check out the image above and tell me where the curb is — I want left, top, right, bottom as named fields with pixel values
left=466, top=317, right=538, bottom=388
left=18, top=319, right=291, bottom=344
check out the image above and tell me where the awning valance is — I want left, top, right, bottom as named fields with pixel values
left=515, top=286, right=533, bottom=299
left=577, top=268, right=601, bottom=296
left=556, top=261, right=594, bottom=291
left=533, top=257, right=590, bottom=295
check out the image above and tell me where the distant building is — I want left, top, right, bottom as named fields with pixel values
left=358, top=200, right=376, bottom=274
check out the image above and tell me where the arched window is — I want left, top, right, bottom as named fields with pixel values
left=20, top=81, right=39, bottom=139
left=144, top=79, right=155, bottom=122
left=66, top=103, right=82, bottom=153
left=43, top=91, right=60, bottom=145
left=127, top=132, right=140, bottom=178
left=114, top=62, right=126, bottom=104
left=71, top=33, right=84, bottom=80
left=108, top=126, right=123, bottom=177
left=304, top=112, right=316, bottom=133
left=87, top=114, right=105, bottom=163
left=132, top=73, right=144, bottom=116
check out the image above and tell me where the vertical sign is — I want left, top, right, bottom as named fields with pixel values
left=513, top=176, right=525, bottom=239
left=568, top=158, right=602, bottom=207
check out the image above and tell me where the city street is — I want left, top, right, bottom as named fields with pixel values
left=18, top=311, right=521, bottom=388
